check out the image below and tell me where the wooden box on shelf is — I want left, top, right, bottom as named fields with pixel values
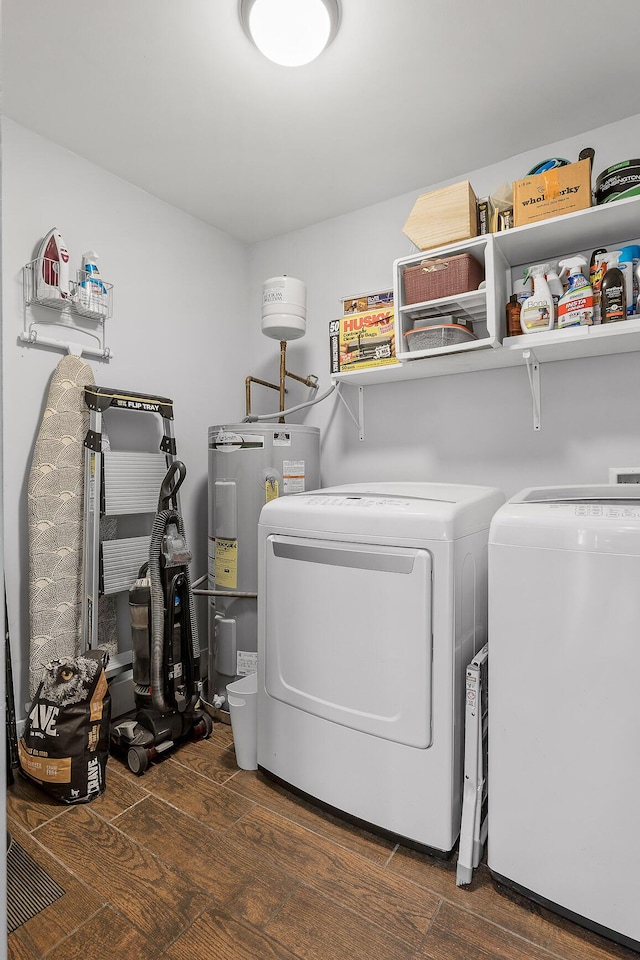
left=403, top=180, right=478, bottom=252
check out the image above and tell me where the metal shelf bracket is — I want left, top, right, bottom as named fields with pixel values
left=334, top=381, right=365, bottom=441
left=523, top=349, right=541, bottom=431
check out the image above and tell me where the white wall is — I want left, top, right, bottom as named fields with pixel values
left=1, top=118, right=251, bottom=715
left=247, top=113, right=640, bottom=495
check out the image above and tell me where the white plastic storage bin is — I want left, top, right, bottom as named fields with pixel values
left=394, top=235, right=508, bottom=361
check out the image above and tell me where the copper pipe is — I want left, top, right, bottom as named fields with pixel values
left=245, top=374, right=281, bottom=417
left=285, top=369, right=318, bottom=388
left=279, top=341, right=287, bottom=422
left=246, top=339, right=314, bottom=420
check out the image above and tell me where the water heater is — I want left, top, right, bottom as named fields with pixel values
left=207, top=422, right=321, bottom=717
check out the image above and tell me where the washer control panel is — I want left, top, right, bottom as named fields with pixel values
left=574, top=504, right=640, bottom=518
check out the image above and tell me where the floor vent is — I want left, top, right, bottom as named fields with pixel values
left=7, top=835, right=65, bottom=933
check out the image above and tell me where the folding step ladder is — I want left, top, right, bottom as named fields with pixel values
left=81, top=386, right=177, bottom=677
left=456, top=642, right=489, bottom=886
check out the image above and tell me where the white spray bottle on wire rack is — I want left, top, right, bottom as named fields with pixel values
left=520, top=264, right=554, bottom=333
left=77, top=250, right=108, bottom=316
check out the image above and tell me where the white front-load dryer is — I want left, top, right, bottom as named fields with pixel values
left=488, top=485, right=640, bottom=952
left=257, top=482, right=505, bottom=854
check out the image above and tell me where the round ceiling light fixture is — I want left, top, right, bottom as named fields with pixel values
left=239, top=0, right=340, bottom=66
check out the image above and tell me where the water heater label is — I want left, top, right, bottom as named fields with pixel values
left=283, top=460, right=305, bottom=494
left=273, top=430, right=292, bottom=446
left=212, top=431, right=265, bottom=451
left=215, top=538, right=238, bottom=589
left=237, top=651, right=258, bottom=676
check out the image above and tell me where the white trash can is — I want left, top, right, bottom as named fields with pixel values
left=226, top=672, right=258, bottom=770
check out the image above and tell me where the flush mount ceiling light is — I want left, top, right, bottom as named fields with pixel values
left=240, top=0, right=340, bottom=66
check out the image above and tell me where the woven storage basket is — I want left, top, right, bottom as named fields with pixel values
left=403, top=253, right=484, bottom=305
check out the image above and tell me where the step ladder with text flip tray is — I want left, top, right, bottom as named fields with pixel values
left=81, top=386, right=178, bottom=678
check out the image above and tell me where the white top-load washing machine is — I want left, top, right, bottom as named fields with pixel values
left=488, top=485, right=640, bottom=952
left=257, top=482, right=505, bottom=854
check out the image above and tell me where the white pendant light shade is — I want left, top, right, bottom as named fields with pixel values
left=240, top=0, right=340, bottom=66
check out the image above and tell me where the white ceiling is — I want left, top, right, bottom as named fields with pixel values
left=3, top=0, right=640, bottom=244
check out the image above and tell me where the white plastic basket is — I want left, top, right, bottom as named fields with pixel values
left=404, top=322, right=477, bottom=352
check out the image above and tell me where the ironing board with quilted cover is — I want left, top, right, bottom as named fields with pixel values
left=27, top=355, right=117, bottom=697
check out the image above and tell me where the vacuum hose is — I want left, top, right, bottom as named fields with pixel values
left=148, top=506, right=200, bottom=715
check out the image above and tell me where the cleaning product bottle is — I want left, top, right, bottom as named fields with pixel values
left=77, top=250, right=107, bottom=315
left=520, top=264, right=554, bottom=333
left=513, top=276, right=532, bottom=309
left=618, top=245, right=640, bottom=315
left=546, top=264, right=564, bottom=322
left=630, top=244, right=640, bottom=314
left=505, top=295, right=522, bottom=337
left=35, top=227, right=70, bottom=301
left=601, top=251, right=626, bottom=323
left=557, top=256, right=593, bottom=327
left=589, top=248, right=607, bottom=323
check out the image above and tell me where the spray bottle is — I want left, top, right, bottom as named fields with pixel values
left=546, top=264, right=564, bottom=323
left=520, top=264, right=554, bottom=333
left=618, top=245, right=640, bottom=315
left=513, top=276, right=532, bottom=308
left=601, top=252, right=626, bottom=323
left=77, top=250, right=108, bottom=316
left=557, top=256, right=593, bottom=328
left=589, top=248, right=607, bottom=323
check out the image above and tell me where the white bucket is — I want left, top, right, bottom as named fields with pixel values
left=226, top=672, right=258, bottom=770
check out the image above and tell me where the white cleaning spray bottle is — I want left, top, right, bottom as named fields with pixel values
left=520, top=264, right=554, bottom=333
left=77, top=250, right=108, bottom=316
left=557, top=256, right=593, bottom=328
left=546, top=264, right=564, bottom=323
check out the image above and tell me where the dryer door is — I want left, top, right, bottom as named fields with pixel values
left=264, top=534, right=433, bottom=748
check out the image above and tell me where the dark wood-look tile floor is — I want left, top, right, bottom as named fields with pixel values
left=6, top=723, right=638, bottom=959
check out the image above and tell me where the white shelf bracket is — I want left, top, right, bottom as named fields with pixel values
left=334, top=381, right=365, bottom=441
left=522, top=349, right=541, bottom=431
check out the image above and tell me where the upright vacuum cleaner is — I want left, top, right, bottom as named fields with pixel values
left=111, top=461, right=212, bottom=774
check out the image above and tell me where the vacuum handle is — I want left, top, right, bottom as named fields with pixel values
left=158, top=460, right=186, bottom=512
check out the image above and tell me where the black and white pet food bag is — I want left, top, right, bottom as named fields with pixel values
left=19, top=651, right=111, bottom=803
